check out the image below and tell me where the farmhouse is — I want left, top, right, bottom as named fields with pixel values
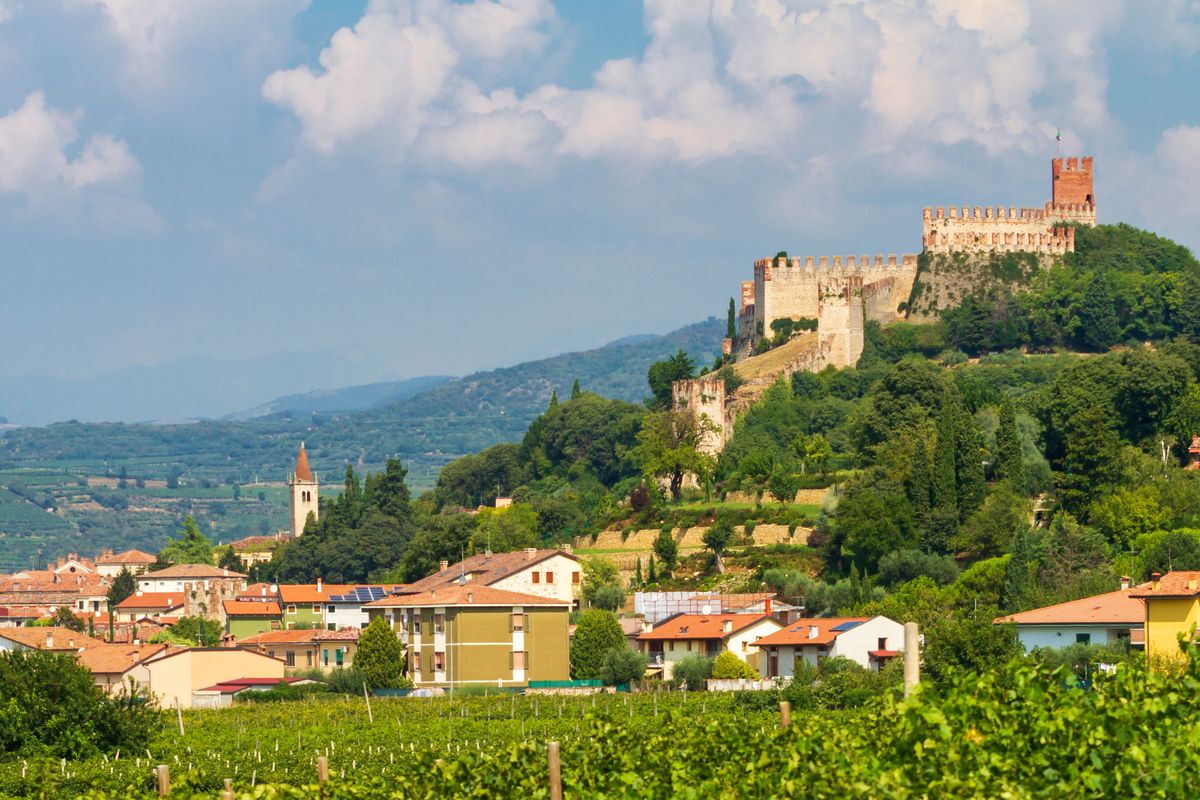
left=754, top=616, right=905, bottom=676
left=637, top=613, right=782, bottom=680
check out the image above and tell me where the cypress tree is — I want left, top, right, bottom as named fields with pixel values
left=647, top=554, right=657, bottom=583
left=548, top=390, right=558, bottom=408
left=634, top=557, right=643, bottom=587
left=907, top=430, right=933, bottom=529
left=571, top=379, right=582, bottom=400
left=933, top=404, right=958, bottom=515
left=955, top=408, right=987, bottom=520
left=726, top=298, right=736, bottom=340
left=995, top=399, right=1025, bottom=491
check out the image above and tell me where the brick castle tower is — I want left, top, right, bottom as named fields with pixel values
left=287, top=442, right=319, bottom=537
left=1051, top=156, right=1094, bottom=207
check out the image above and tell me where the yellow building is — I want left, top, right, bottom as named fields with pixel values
left=1129, top=571, right=1200, bottom=663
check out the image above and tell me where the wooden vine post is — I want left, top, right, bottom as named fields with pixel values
left=779, top=701, right=791, bottom=729
left=317, top=755, right=329, bottom=784
left=155, top=765, right=170, bottom=797
left=547, top=741, right=563, bottom=800
left=904, top=622, right=920, bottom=697
left=221, top=778, right=234, bottom=800
left=363, top=682, right=374, bottom=723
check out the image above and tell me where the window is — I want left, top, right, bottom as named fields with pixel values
left=668, top=641, right=675, bottom=652
left=285, top=651, right=295, bottom=667
left=532, top=572, right=540, bottom=584
left=512, top=651, right=525, bottom=670
left=742, top=640, right=748, bottom=652
left=434, top=613, right=445, bottom=634
left=433, top=652, right=444, bottom=671
left=686, top=641, right=693, bottom=652
left=327, top=623, right=335, bottom=631
left=305, top=651, right=313, bottom=667
left=1076, top=633, right=1091, bottom=644
left=312, top=604, right=321, bottom=614
left=323, top=648, right=329, bottom=667
left=512, top=612, right=524, bottom=632
left=572, top=571, right=580, bottom=584
left=878, top=637, right=888, bottom=651
left=335, top=648, right=344, bottom=667
left=546, top=571, right=554, bottom=584
left=327, top=605, right=335, bottom=613
left=286, top=605, right=296, bottom=614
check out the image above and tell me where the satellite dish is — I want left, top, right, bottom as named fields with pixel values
left=701, top=604, right=712, bottom=615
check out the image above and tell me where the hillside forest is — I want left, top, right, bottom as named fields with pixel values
left=245, top=224, right=1200, bottom=667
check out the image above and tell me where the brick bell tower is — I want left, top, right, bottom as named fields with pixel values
left=287, top=442, right=318, bottom=537
left=1052, top=156, right=1094, bottom=207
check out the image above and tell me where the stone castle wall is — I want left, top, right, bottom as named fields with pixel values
left=752, top=253, right=917, bottom=340
left=671, top=377, right=729, bottom=456
left=922, top=207, right=1084, bottom=254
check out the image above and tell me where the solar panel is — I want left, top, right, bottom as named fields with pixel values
left=831, top=621, right=863, bottom=632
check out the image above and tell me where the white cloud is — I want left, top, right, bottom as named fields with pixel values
left=0, top=91, right=138, bottom=199
left=262, top=0, right=1199, bottom=176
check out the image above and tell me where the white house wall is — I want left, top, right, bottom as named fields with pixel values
left=490, top=555, right=580, bottom=605
left=1016, top=624, right=1125, bottom=651
left=829, top=617, right=906, bottom=669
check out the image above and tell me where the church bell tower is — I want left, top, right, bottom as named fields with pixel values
left=287, top=442, right=319, bottom=537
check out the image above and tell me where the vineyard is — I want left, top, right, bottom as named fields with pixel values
left=7, top=656, right=1200, bottom=798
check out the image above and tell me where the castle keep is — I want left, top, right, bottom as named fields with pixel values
left=677, top=157, right=1096, bottom=455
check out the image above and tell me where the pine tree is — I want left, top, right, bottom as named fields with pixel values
left=571, top=379, right=581, bottom=400
left=995, top=399, right=1025, bottom=491
left=932, top=404, right=958, bottom=515
left=726, top=298, right=736, bottom=340
left=548, top=390, right=558, bottom=408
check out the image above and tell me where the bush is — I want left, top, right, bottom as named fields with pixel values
left=671, top=654, right=713, bottom=690
left=570, top=610, right=627, bottom=680
left=0, top=650, right=160, bottom=757
left=711, top=651, right=759, bottom=680
left=592, top=584, right=625, bottom=611
left=356, top=617, right=408, bottom=690
left=599, top=647, right=648, bottom=686
left=878, top=548, right=960, bottom=587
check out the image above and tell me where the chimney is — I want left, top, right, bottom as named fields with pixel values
left=136, top=590, right=144, bottom=597
left=765, top=597, right=772, bottom=617
left=642, top=620, right=653, bottom=634
left=561, top=544, right=572, bottom=555
left=722, top=619, right=733, bottom=634
left=45, top=631, right=53, bottom=649
left=317, top=578, right=323, bottom=594
left=808, top=625, right=819, bottom=640
left=1152, top=572, right=1162, bottom=591
left=1120, top=575, right=1130, bottom=591
left=439, top=560, right=449, bottom=572
left=467, top=591, right=473, bottom=603
left=525, top=547, right=537, bottom=560
left=261, top=587, right=267, bottom=597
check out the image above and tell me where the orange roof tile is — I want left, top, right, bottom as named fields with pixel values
left=0, top=627, right=106, bottom=651
left=638, top=614, right=778, bottom=642
left=238, top=629, right=325, bottom=645
left=1130, top=572, right=1200, bottom=599
left=115, top=592, right=185, bottom=610
left=96, top=549, right=157, bottom=565
left=367, top=584, right=570, bottom=608
left=405, top=548, right=578, bottom=592
left=223, top=600, right=282, bottom=616
left=995, top=585, right=1149, bottom=625
left=76, top=643, right=169, bottom=674
left=754, top=618, right=870, bottom=647
left=278, top=584, right=354, bottom=603
left=294, top=443, right=313, bottom=482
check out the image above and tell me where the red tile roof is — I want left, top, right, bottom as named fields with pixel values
left=637, top=614, right=777, bottom=642
left=294, top=443, right=313, bottom=482
left=995, top=585, right=1149, bottom=625
left=278, top=584, right=354, bottom=603
left=223, top=600, right=282, bottom=617
left=76, top=643, right=169, bottom=674
left=405, top=549, right=577, bottom=592
left=367, top=584, right=570, bottom=608
left=238, top=629, right=327, bottom=645
left=1130, top=572, right=1200, bottom=599
left=96, top=549, right=157, bottom=565
left=0, top=627, right=106, bottom=651
left=115, top=592, right=185, bottom=611
left=754, top=618, right=870, bottom=648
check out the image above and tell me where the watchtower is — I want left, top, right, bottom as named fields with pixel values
left=287, top=442, right=319, bottom=537
left=1052, top=156, right=1094, bottom=207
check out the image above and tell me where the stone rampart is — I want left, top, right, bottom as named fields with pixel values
left=671, top=377, right=729, bottom=455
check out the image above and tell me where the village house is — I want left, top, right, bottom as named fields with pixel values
left=277, top=581, right=355, bottom=629
left=0, top=626, right=105, bottom=652
left=402, top=548, right=581, bottom=607
left=139, top=647, right=286, bottom=709
left=324, top=585, right=408, bottom=629
left=637, top=613, right=782, bottom=680
left=76, top=643, right=172, bottom=693
left=1129, top=571, right=1200, bottom=663
left=237, top=628, right=360, bottom=670
left=226, top=535, right=285, bottom=569
left=223, top=599, right=283, bottom=638
left=94, top=549, right=157, bottom=577
left=754, top=616, right=905, bottom=676
left=994, top=578, right=1146, bottom=650
left=366, top=584, right=571, bottom=687
left=113, top=591, right=185, bottom=624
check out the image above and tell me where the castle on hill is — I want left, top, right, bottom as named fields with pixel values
left=679, top=156, right=1096, bottom=455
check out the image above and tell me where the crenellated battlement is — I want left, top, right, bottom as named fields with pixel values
left=754, top=253, right=918, bottom=274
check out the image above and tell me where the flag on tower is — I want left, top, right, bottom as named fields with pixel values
left=1056, top=129, right=1062, bottom=142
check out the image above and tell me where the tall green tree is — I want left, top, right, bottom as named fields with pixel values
left=217, top=546, right=243, bottom=573
left=158, top=515, right=214, bottom=566
left=633, top=410, right=717, bottom=503
left=647, top=350, right=696, bottom=409
left=569, top=610, right=626, bottom=680
left=571, top=378, right=582, bottom=400
left=50, top=606, right=84, bottom=632
left=106, top=567, right=136, bottom=608
left=702, top=518, right=735, bottom=573
left=356, top=617, right=408, bottom=690
left=995, top=400, right=1025, bottom=490
left=1057, top=403, right=1124, bottom=514
left=726, top=298, right=736, bottom=340
left=1076, top=273, right=1121, bottom=351
left=653, top=528, right=679, bottom=576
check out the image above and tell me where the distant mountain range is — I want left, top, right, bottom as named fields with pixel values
left=222, top=375, right=455, bottom=421
left=0, top=318, right=724, bottom=489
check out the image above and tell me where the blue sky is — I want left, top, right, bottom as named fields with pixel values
left=1, top=0, right=1198, bottom=420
